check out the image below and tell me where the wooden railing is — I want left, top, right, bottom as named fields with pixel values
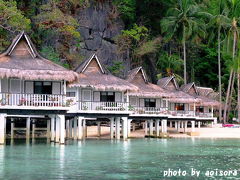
left=130, top=106, right=169, bottom=115
left=0, top=93, right=64, bottom=107
left=79, top=101, right=128, bottom=111
left=169, top=110, right=195, bottom=117
left=195, top=112, right=213, bottom=118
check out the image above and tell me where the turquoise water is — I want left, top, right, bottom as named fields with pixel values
left=1, top=138, right=240, bottom=179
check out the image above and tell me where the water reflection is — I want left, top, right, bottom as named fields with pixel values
left=0, top=146, right=5, bottom=178
left=58, top=145, right=65, bottom=179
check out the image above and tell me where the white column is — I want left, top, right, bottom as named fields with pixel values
left=184, top=121, right=187, bottom=133
left=83, top=119, right=86, bottom=139
left=211, top=106, right=214, bottom=117
left=145, top=121, right=148, bottom=136
left=191, top=121, right=195, bottom=132
left=32, top=120, right=35, bottom=139
left=59, top=115, right=65, bottom=144
left=155, top=120, right=160, bottom=137
left=198, top=121, right=201, bottom=128
left=161, top=119, right=167, bottom=133
left=149, top=120, right=153, bottom=136
left=110, top=118, right=114, bottom=139
left=47, top=120, right=50, bottom=138
left=116, top=117, right=121, bottom=140
left=169, top=121, right=172, bottom=128
left=97, top=121, right=101, bottom=137
left=55, top=116, right=60, bottom=143
left=181, top=121, right=184, bottom=129
left=66, top=120, right=69, bottom=138
left=176, top=121, right=180, bottom=132
left=0, top=114, right=6, bottom=144
left=128, top=119, right=132, bottom=135
left=69, top=119, right=73, bottom=138
left=122, top=117, right=128, bottom=140
left=11, top=118, right=14, bottom=139
left=77, top=116, right=83, bottom=140
left=26, top=117, right=31, bottom=139
left=175, top=121, right=178, bottom=129
left=50, top=116, right=55, bottom=142
left=73, top=118, right=78, bottom=140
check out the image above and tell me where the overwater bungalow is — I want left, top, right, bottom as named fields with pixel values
left=0, top=32, right=220, bottom=144
left=0, top=32, right=77, bottom=144
left=180, top=82, right=220, bottom=118
left=66, top=54, right=138, bottom=140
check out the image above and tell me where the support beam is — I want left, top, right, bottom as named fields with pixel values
left=122, top=117, right=128, bottom=141
left=116, top=117, right=121, bottom=140
left=155, top=120, right=160, bottom=137
left=191, top=121, right=195, bottom=132
left=11, top=118, right=14, bottom=139
left=97, top=121, right=101, bottom=137
left=50, top=116, right=55, bottom=142
left=77, top=117, right=83, bottom=140
left=66, top=120, right=69, bottom=138
left=32, top=120, right=35, bottom=139
left=0, top=114, right=6, bottom=144
left=198, top=121, right=201, bottom=128
left=161, top=119, right=167, bottom=133
left=69, top=119, right=73, bottom=138
left=26, top=117, right=31, bottom=139
left=149, top=120, right=153, bottom=136
left=55, top=116, right=60, bottom=143
left=169, top=121, right=172, bottom=128
left=128, top=119, right=132, bottom=136
left=59, top=115, right=65, bottom=144
left=110, top=118, right=114, bottom=139
left=184, top=121, right=187, bottom=133
left=47, top=120, right=50, bottom=138
left=83, top=119, right=86, bottom=139
left=73, top=118, right=78, bottom=140
left=145, top=121, right=148, bottom=136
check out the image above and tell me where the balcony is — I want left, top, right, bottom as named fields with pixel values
left=195, top=112, right=213, bottom=118
left=130, top=106, right=169, bottom=115
left=169, top=110, right=195, bottom=117
left=77, top=101, right=129, bottom=113
left=0, top=93, right=65, bottom=109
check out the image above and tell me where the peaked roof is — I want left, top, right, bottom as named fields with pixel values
left=0, top=31, right=77, bottom=81
left=126, top=66, right=148, bottom=83
left=180, top=82, right=198, bottom=95
left=69, top=54, right=138, bottom=91
left=157, top=76, right=179, bottom=90
left=197, top=86, right=214, bottom=96
left=75, top=54, right=107, bottom=74
left=126, top=67, right=175, bottom=98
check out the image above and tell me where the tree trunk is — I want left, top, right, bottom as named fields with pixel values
left=238, top=73, right=240, bottom=121
left=183, top=25, right=187, bottom=85
left=227, top=72, right=235, bottom=122
left=223, top=70, right=233, bottom=123
left=218, top=27, right=222, bottom=122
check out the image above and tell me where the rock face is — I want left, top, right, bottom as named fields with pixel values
left=75, top=2, right=130, bottom=75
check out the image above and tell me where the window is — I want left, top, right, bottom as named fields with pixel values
left=196, top=106, right=204, bottom=113
left=175, top=103, right=184, bottom=111
left=66, top=92, right=75, bottom=97
left=34, top=81, right=52, bottom=94
left=100, top=92, right=115, bottom=102
left=144, top=99, right=156, bottom=107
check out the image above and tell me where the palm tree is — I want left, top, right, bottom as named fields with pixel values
left=223, top=0, right=240, bottom=123
left=208, top=0, right=230, bottom=122
left=160, top=0, right=206, bottom=85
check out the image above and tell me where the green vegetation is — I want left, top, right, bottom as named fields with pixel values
left=1, top=0, right=240, bottom=122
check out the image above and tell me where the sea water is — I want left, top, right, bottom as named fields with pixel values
left=1, top=138, right=240, bottom=179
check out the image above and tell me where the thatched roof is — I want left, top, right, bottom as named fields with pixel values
left=126, top=67, right=175, bottom=98
left=180, top=82, right=198, bottom=95
left=0, top=31, right=77, bottom=81
left=180, top=83, right=220, bottom=107
left=69, top=54, right=138, bottom=91
left=157, top=76, right=179, bottom=90
left=197, top=86, right=214, bottom=96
